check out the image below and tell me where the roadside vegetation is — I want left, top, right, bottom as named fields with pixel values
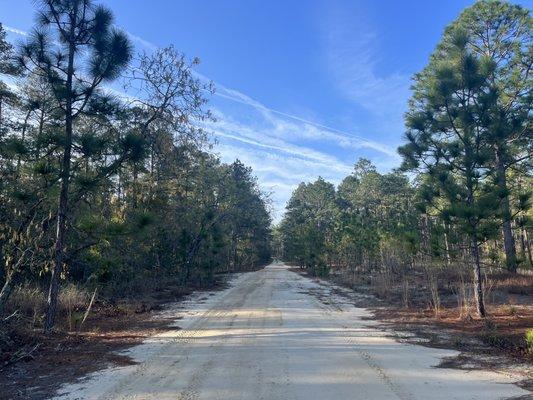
left=0, top=0, right=271, bottom=370
left=277, top=0, right=532, bottom=361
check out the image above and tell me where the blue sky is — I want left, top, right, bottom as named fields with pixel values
left=2, top=0, right=531, bottom=221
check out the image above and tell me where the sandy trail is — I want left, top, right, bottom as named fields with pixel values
left=53, top=263, right=529, bottom=400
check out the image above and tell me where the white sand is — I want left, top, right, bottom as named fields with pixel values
left=53, top=263, right=529, bottom=400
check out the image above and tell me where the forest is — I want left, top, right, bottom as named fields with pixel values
left=277, top=0, right=531, bottom=324
left=0, top=0, right=532, bottom=398
left=0, top=0, right=271, bottom=338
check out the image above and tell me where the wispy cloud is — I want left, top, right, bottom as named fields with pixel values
left=4, top=24, right=158, bottom=52
left=2, top=22, right=402, bottom=222
left=211, top=81, right=400, bottom=159
left=3, top=25, right=28, bottom=37
left=320, top=5, right=411, bottom=118
left=123, top=30, right=158, bottom=52
left=214, top=141, right=351, bottom=221
left=203, top=93, right=404, bottom=221
left=203, top=109, right=353, bottom=172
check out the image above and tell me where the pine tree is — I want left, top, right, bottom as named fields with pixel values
left=399, top=28, right=502, bottom=317
left=430, top=1, right=532, bottom=272
left=19, top=0, right=132, bottom=331
left=281, top=178, right=337, bottom=276
left=0, top=23, right=19, bottom=76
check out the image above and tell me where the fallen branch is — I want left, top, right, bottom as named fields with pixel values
left=3, top=310, right=20, bottom=323
left=80, top=287, right=98, bottom=330
left=1, top=343, right=41, bottom=369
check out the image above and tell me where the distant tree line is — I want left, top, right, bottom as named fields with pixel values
left=277, top=0, right=531, bottom=318
left=0, top=0, right=271, bottom=332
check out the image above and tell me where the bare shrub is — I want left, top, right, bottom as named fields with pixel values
left=490, top=273, right=533, bottom=296
left=424, top=265, right=441, bottom=317
left=455, top=275, right=470, bottom=319
left=402, top=274, right=410, bottom=309
left=372, top=270, right=393, bottom=298
left=59, top=284, right=90, bottom=331
left=6, top=284, right=46, bottom=325
left=482, top=270, right=495, bottom=307
left=449, top=263, right=470, bottom=319
left=3, top=283, right=94, bottom=331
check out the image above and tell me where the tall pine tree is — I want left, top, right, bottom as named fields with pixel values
left=19, top=0, right=132, bottom=331
left=399, top=28, right=501, bottom=317
left=430, top=1, right=532, bottom=272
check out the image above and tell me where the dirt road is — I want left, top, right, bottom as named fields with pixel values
left=54, top=263, right=529, bottom=400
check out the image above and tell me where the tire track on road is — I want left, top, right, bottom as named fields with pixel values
left=96, top=273, right=260, bottom=400
left=291, top=270, right=415, bottom=400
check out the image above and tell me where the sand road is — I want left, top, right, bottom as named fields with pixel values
left=53, top=263, right=529, bottom=400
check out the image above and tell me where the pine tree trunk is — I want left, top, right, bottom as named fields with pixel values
left=36, top=109, right=45, bottom=158
left=443, top=221, right=451, bottom=267
left=466, top=172, right=486, bottom=318
left=44, top=15, right=76, bottom=332
left=44, top=115, right=72, bottom=331
left=470, top=234, right=486, bottom=317
left=495, top=147, right=517, bottom=273
left=16, top=109, right=31, bottom=176
left=523, top=227, right=533, bottom=267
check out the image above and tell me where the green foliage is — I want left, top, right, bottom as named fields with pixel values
left=0, top=23, right=19, bottom=75
left=279, top=160, right=418, bottom=277
left=526, top=329, right=533, bottom=354
left=397, top=0, right=532, bottom=315
left=0, top=1, right=271, bottom=316
left=281, top=2, right=532, bottom=315
left=280, top=177, right=337, bottom=276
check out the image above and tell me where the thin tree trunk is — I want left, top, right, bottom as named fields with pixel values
left=0, top=272, right=15, bottom=313
left=443, top=221, right=451, bottom=267
left=519, top=224, right=527, bottom=261
left=44, top=117, right=72, bottom=331
left=495, top=147, right=517, bottom=273
left=132, top=166, right=138, bottom=208
left=523, top=227, right=533, bottom=267
left=36, top=109, right=45, bottom=158
left=466, top=172, right=486, bottom=318
left=44, top=13, right=77, bottom=332
left=16, top=109, right=32, bottom=176
left=233, top=236, right=238, bottom=271
left=470, top=234, right=486, bottom=317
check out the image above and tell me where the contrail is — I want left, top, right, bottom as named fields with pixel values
left=3, top=24, right=399, bottom=159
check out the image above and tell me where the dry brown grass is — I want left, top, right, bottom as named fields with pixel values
left=323, top=264, right=533, bottom=362
left=6, top=285, right=47, bottom=326
left=490, top=273, right=533, bottom=296
left=4, top=283, right=91, bottom=330
left=58, top=284, right=90, bottom=331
